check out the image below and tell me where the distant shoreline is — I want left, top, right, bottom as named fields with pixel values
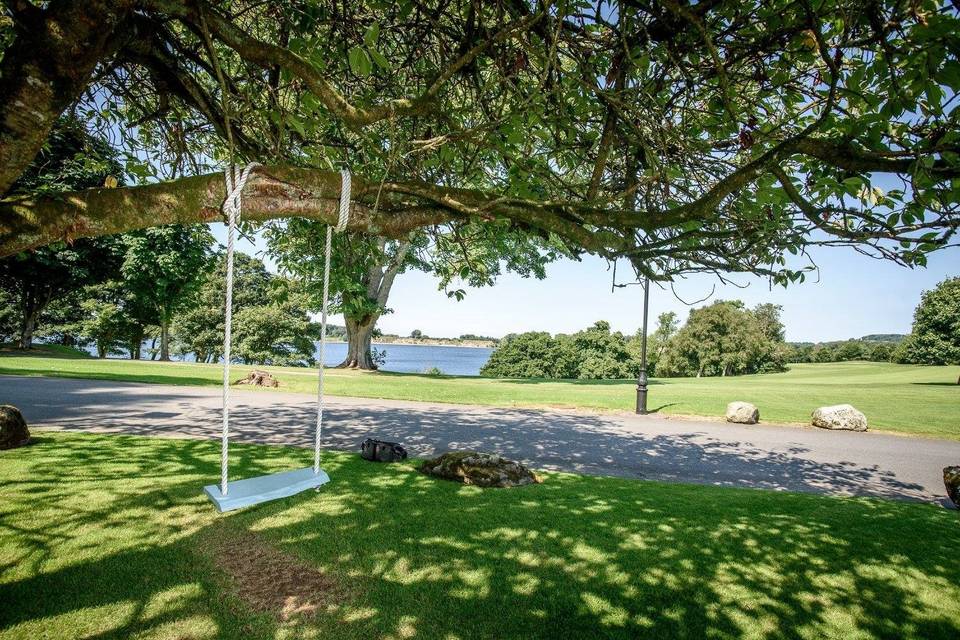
left=324, top=339, right=495, bottom=349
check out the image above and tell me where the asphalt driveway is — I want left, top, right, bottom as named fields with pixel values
left=2, top=375, right=957, bottom=505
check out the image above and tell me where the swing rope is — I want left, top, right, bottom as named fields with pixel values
left=219, top=165, right=350, bottom=495
left=315, top=168, right=351, bottom=473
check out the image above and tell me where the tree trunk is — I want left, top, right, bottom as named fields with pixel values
left=16, top=286, right=50, bottom=350
left=159, top=308, right=170, bottom=361
left=0, top=2, right=133, bottom=197
left=17, top=309, right=38, bottom=349
left=338, top=315, right=379, bottom=369
left=129, top=325, right=144, bottom=360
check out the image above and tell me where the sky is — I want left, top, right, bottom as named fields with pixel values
left=211, top=223, right=958, bottom=343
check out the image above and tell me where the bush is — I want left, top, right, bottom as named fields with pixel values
left=481, top=322, right=636, bottom=379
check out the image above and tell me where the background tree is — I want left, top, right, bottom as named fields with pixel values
left=895, top=277, right=960, bottom=365
left=75, top=294, right=128, bottom=359
left=120, top=225, right=213, bottom=361
left=572, top=321, right=636, bottom=379
left=172, top=252, right=272, bottom=363
left=232, top=279, right=317, bottom=367
left=629, top=311, right=679, bottom=376
left=658, top=302, right=787, bottom=377
left=0, top=289, right=17, bottom=344
left=481, top=332, right=571, bottom=379
left=0, top=117, right=123, bottom=348
left=482, top=322, right=634, bottom=380
left=267, top=219, right=561, bottom=369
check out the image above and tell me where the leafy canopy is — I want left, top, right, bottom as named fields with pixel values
left=2, top=0, right=958, bottom=282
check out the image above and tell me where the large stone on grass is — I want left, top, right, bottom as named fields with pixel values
left=726, top=401, right=759, bottom=424
left=944, top=466, right=960, bottom=507
left=420, top=452, right=541, bottom=488
left=0, top=405, right=30, bottom=450
left=811, top=404, right=867, bottom=432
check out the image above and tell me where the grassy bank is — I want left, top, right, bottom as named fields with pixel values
left=2, top=432, right=959, bottom=639
left=1, top=348, right=958, bottom=438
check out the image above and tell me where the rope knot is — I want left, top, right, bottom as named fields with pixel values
left=222, top=162, right=260, bottom=224
left=336, top=168, right=351, bottom=232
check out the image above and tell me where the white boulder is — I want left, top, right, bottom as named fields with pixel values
left=726, top=401, right=759, bottom=424
left=811, top=404, right=867, bottom=431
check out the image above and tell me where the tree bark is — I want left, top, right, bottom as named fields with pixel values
left=335, top=239, right=412, bottom=370
left=0, top=1, right=134, bottom=196
left=128, top=325, right=144, bottom=359
left=159, top=314, right=170, bottom=361
left=16, top=286, right=52, bottom=349
left=339, top=315, right=379, bottom=370
left=17, top=308, right=38, bottom=350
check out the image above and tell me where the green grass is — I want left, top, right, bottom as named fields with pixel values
left=0, top=343, right=91, bottom=359
left=2, top=432, right=958, bottom=639
left=2, top=351, right=958, bottom=438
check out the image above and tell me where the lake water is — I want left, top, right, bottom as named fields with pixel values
left=93, top=341, right=494, bottom=376
left=320, top=342, right=493, bottom=376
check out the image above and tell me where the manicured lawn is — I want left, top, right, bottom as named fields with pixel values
left=1, top=432, right=958, bottom=639
left=1, top=350, right=958, bottom=438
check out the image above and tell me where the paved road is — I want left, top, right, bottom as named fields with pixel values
left=2, top=375, right=957, bottom=505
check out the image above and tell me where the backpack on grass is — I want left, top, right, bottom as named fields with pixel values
left=360, top=438, right=408, bottom=462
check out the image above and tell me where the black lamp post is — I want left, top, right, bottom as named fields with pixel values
left=636, top=276, right=650, bottom=414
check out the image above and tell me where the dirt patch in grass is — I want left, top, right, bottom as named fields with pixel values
left=205, top=528, right=346, bottom=621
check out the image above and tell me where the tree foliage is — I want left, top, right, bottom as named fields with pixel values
left=657, top=302, right=789, bottom=377
left=120, top=225, right=214, bottom=360
left=895, top=277, right=960, bottom=365
left=0, top=117, right=124, bottom=348
left=172, top=251, right=316, bottom=366
left=1, top=1, right=958, bottom=283
left=482, top=321, right=636, bottom=379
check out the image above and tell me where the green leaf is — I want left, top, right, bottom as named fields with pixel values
left=369, top=48, right=390, bottom=70
left=364, top=23, right=380, bottom=47
left=348, top=47, right=371, bottom=76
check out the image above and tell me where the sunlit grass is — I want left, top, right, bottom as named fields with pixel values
left=1, top=351, right=958, bottom=438
left=2, top=432, right=959, bottom=639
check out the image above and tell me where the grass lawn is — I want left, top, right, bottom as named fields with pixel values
left=2, top=348, right=957, bottom=438
left=2, top=432, right=959, bottom=640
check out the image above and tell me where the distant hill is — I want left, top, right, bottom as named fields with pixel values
left=789, top=334, right=906, bottom=348
left=860, top=334, right=906, bottom=343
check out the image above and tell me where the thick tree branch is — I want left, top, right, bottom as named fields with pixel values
left=795, top=138, right=960, bottom=177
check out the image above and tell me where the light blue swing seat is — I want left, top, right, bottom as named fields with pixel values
left=203, top=467, right=330, bottom=513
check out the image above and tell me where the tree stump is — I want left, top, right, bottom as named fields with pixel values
left=235, top=370, right=280, bottom=387
left=0, top=405, right=31, bottom=450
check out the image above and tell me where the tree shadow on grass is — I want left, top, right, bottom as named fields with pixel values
left=1, top=434, right=959, bottom=639
left=20, top=378, right=940, bottom=503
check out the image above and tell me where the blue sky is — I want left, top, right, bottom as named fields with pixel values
left=212, top=224, right=957, bottom=343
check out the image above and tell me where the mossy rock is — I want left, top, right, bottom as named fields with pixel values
left=0, top=405, right=30, bottom=450
left=419, top=451, right=541, bottom=488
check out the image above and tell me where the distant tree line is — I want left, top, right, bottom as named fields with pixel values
left=786, top=337, right=903, bottom=364
left=482, top=302, right=791, bottom=379
left=787, top=278, right=959, bottom=366
left=481, top=279, right=959, bottom=380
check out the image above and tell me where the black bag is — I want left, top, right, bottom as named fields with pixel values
left=360, top=438, right=408, bottom=462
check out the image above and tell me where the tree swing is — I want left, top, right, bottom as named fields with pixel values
left=204, top=163, right=351, bottom=512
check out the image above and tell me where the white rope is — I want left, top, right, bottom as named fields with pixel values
left=220, top=162, right=259, bottom=495
left=315, top=168, right=351, bottom=473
